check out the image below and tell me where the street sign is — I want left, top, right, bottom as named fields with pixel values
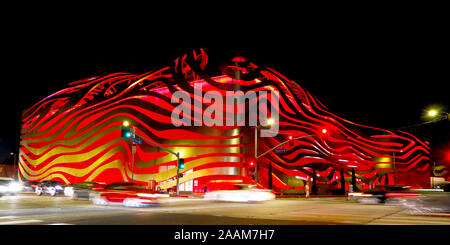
left=274, top=148, right=287, bottom=154
left=130, top=137, right=142, bottom=144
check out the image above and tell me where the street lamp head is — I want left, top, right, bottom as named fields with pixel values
left=321, top=128, right=328, bottom=134
left=267, top=118, right=275, bottom=125
left=123, top=121, right=130, bottom=126
left=427, top=109, right=439, bottom=117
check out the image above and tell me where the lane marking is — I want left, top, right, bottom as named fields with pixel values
left=0, top=219, right=42, bottom=225
left=0, top=216, right=17, bottom=219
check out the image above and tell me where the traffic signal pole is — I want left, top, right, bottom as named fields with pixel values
left=131, top=131, right=182, bottom=196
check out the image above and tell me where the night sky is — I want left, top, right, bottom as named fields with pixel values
left=2, top=6, right=448, bottom=166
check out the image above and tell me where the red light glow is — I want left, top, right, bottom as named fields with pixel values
left=385, top=192, right=421, bottom=197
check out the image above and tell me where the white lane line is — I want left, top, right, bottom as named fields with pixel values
left=47, top=223, right=74, bottom=225
left=0, top=219, right=42, bottom=225
left=0, top=216, right=17, bottom=219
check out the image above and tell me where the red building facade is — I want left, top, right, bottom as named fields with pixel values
left=19, top=49, right=431, bottom=193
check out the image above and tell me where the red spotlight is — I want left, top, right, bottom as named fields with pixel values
left=288, top=136, right=293, bottom=140
left=321, top=128, right=328, bottom=134
left=249, top=161, right=254, bottom=167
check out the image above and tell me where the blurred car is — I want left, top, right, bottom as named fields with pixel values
left=402, top=193, right=450, bottom=214
left=21, top=181, right=39, bottom=193
left=36, top=180, right=65, bottom=196
left=0, top=177, right=22, bottom=196
left=349, top=185, right=421, bottom=204
left=64, top=181, right=106, bottom=199
left=90, top=182, right=169, bottom=207
left=204, top=184, right=275, bottom=203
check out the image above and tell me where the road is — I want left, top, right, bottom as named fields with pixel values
left=0, top=194, right=449, bottom=225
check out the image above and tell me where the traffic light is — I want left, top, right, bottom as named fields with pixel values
left=321, top=128, right=327, bottom=134
left=178, top=173, right=184, bottom=178
left=178, top=158, right=185, bottom=169
left=289, top=135, right=294, bottom=146
left=121, top=121, right=132, bottom=139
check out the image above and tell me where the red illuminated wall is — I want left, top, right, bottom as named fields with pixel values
left=19, top=49, right=431, bottom=192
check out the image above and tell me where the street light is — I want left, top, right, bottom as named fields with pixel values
left=392, top=106, right=449, bottom=131
left=425, top=107, right=449, bottom=121
left=427, top=109, right=438, bottom=117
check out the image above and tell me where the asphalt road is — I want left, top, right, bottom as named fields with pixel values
left=0, top=193, right=449, bottom=225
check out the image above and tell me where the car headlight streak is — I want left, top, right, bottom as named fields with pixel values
left=8, top=182, right=22, bottom=192
left=64, top=187, right=74, bottom=196
left=137, top=193, right=156, bottom=198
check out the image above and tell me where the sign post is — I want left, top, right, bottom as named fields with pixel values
left=130, top=137, right=142, bottom=144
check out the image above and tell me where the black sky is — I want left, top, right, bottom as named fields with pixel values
left=1, top=5, right=448, bottom=164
